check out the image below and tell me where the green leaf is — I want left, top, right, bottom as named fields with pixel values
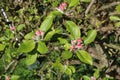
left=109, top=16, right=120, bottom=21
left=25, top=53, right=37, bottom=65
left=82, top=75, right=90, bottom=80
left=76, top=50, right=93, bottom=65
left=17, top=40, right=35, bottom=53
left=11, top=75, right=20, bottom=80
left=69, top=0, right=80, bottom=7
left=24, top=32, right=34, bottom=40
left=65, top=21, right=81, bottom=40
left=116, top=5, right=120, bottom=13
left=58, top=38, right=68, bottom=44
left=81, top=0, right=91, bottom=2
left=65, top=67, right=72, bottom=75
left=0, top=44, right=6, bottom=51
left=52, top=62, right=63, bottom=70
left=115, top=22, right=120, bottom=27
left=61, top=50, right=73, bottom=60
left=44, top=30, right=60, bottom=41
left=40, top=13, right=55, bottom=32
left=94, top=69, right=100, bottom=78
left=64, top=43, right=71, bottom=50
left=37, top=41, right=48, bottom=54
left=68, top=66, right=76, bottom=73
left=17, top=24, right=25, bottom=31
left=84, top=30, right=97, bottom=44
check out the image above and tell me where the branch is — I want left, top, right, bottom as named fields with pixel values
left=97, top=2, right=120, bottom=12
left=104, top=43, right=120, bottom=51
left=85, top=0, right=95, bottom=15
left=10, top=60, right=19, bottom=74
left=4, top=60, right=15, bottom=73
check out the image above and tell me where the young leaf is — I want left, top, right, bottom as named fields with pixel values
left=69, top=0, right=80, bottom=7
left=37, top=41, right=48, bottom=54
left=44, top=30, right=60, bottom=41
left=68, top=66, right=76, bottom=73
left=17, top=40, right=35, bottom=53
left=17, top=24, right=25, bottom=31
left=84, top=30, right=97, bottom=44
left=25, top=53, right=37, bottom=65
left=65, top=67, right=72, bottom=75
left=65, top=21, right=81, bottom=40
left=116, top=5, right=120, bottom=13
left=76, top=50, right=93, bottom=65
left=0, top=44, right=6, bottom=51
left=61, top=50, right=73, bottom=60
left=115, top=22, right=120, bottom=27
left=81, top=0, right=91, bottom=2
left=52, top=62, right=63, bottom=70
left=82, top=76, right=90, bottom=80
left=109, top=16, right=120, bottom=21
left=11, top=75, right=20, bottom=80
left=58, top=38, right=68, bottom=44
left=24, top=31, right=34, bottom=40
left=40, top=13, right=55, bottom=33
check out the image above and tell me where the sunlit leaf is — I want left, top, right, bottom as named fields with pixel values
left=17, top=40, right=35, bottom=53
left=81, top=0, right=91, bottom=2
left=17, top=24, right=25, bottom=31
left=65, top=21, right=81, bottom=40
left=109, top=16, right=120, bottom=21
left=25, top=53, right=37, bottom=65
left=58, top=38, right=68, bottom=44
left=116, top=5, right=120, bottom=13
left=82, top=75, right=90, bottom=80
left=37, top=41, right=48, bottom=54
left=61, top=50, right=73, bottom=59
left=40, top=13, right=55, bottom=32
left=24, top=32, right=34, bottom=40
left=115, top=22, right=120, bottom=27
left=52, top=62, right=63, bottom=70
left=69, top=0, right=80, bottom=7
left=44, top=30, right=60, bottom=41
left=84, top=30, right=97, bottom=44
left=76, top=50, right=93, bottom=65
left=0, top=44, right=6, bottom=51
left=11, top=75, right=20, bottom=80
left=65, top=67, right=72, bottom=75
left=68, top=66, right=76, bottom=73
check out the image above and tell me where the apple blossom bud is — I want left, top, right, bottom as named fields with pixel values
left=10, top=26, right=15, bottom=31
left=58, top=2, right=67, bottom=11
left=77, top=38, right=82, bottom=43
left=70, top=45, right=74, bottom=51
left=75, top=44, right=82, bottom=49
left=35, top=30, right=41, bottom=36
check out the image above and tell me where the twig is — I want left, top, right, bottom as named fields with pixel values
left=4, top=60, right=15, bottom=73
left=85, top=0, right=95, bottom=15
left=97, top=2, right=120, bottom=12
left=109, top=11, right=120, bottom=16
left=10, top=60, right=19, bottom=74
left=104, top=43, right=120, bottom=51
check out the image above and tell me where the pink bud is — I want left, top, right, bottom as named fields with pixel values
left=91, top=76, right=96, bottom=80
left=59, top=2, right=67, bottom=11
left=10, top=26, right=15, bottom=31
left=75, top=44, right=82, bottom=49
left=77, top=38, right=82, bottom=43
left=40, top=31, right=44, bottom=36
left=5, top=76, right=11, bottom=80
left=70, top=45, right=74, bottom=51
left=35, top=30, right=41, bottom=36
